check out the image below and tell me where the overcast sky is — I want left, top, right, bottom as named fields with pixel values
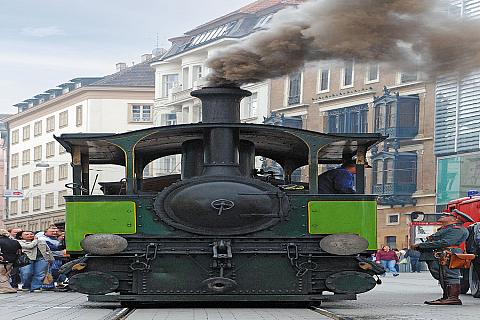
left=0, top=0, right=252, bottom=113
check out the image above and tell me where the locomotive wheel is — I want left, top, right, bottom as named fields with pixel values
left=469, top=263, right=480, bottom=298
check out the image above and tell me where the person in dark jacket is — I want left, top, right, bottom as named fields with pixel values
left=318, top=160, right=357, bottom=194
left=416, top=211, right=471, bottom=305
left=0, top=229, right=22, bottom=293
left=405, top=245, right=422, bottom=272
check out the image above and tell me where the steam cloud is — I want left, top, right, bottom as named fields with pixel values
left=207, top=0, right=480, bottom=86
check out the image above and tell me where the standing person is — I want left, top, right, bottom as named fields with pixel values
left=416, top=211, right=472, bottom=305
left=317, top=160, right=357, bottom=194
left=405, top=245, right=422, bottom=273
left=393, top=249, right=401, bottom=272
left=7, top=227, right=23, bottom=289
left=376, top=245, right=399, bottom=277
left=0, top=229, right=22, bottom=294
left=16, top=231, right=54, bottom=293
left=39, top=228, right=65, bottom=290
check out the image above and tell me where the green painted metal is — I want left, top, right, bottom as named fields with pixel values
left=308, top=200, right=377, bottom=250
left=66, top=201, right=136, bottom=252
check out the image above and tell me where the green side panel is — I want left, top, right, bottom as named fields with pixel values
left=308, top=201, right=377, bottom=250
left=66, top=201, right=136, bottom=252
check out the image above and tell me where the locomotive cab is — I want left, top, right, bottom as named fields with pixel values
left=56, top=87, right=385, bottom=304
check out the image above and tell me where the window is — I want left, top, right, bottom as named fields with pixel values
left=45, top=193, right=54, bottom=209
left=130, top=105, right=152, bottom=122
left=182, top=67, right=190, bottom=89
left=318, top=68, right=330, bottom=92
left=23, top=125, right=30, bottom=141
left=34, top=145, right=42, bottom=162
left=10, top=201, right=18, bottom=215
left=59, top=110, right=68, bottom=128
left=254, top=13, right=274, bottom=29
left=46, top=167, right=54, bottom=184
left=46, top=116, right=55, bottom=132
left=46, top=142, right=55, bottom=158
left=33, top=171, right=42, bottom=186
left=10, top=177, right=18, bottom=190
left=287, top=72, right=302, bottom=105
left=161, top=74, right=179, bottom=97
left=12, top=130, right=19, bottom=144
left=21, top=198, right=29, bottom=213
left=387, top=214, right=400, bottom=225
left=372, top=153, right=417, bottom=200
left=59, top=145, right=66, bottom=154
left=11, top=153, right=19, bottom=168
left=399, top=72, right=418, bottom=84
left=244, top=92, right=258, bottom=118
left=58, top=190, right=68, bottom=206
left=59, top=164, right=69, bottom=180
left=76, top=105, right=83, bottom=126
left=165, top=113, right=177, bottom=126
left=22, top=150, right=30, bottom=165
left=385, top=236, right=397, bottom=248
left=192, top=65, right=203, bottom=84
left=187, top=21, right=236, bottom=48
left=22, top=174, right=30, bottom=190
left=341, top=60, right=354, bottom=88
left=374, top=95, right=419, bottom=138
left=366, top=64, right=379, bottom=83
left=33, top=196, right=41, bottom=211
left=326, top=105, right=368, bottom=133
left=34, top=121, right=42, bottom=136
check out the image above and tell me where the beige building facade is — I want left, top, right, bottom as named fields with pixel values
left=4, top=61, right=155, bottom=231
left=269, top=63, right=436, bottom=249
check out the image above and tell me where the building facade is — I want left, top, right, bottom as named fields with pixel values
left=150, top=0, right=302, bottom=176
left=435, top=0, right=480, bottom=211
left=269, top=63, right=437, bottom=249
left=4, top=60, right=155, bottom=230
left=0, top=115, right=10, bottom=228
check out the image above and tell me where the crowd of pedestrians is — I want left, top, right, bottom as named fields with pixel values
left=0, top=225, right=68, bottom=294
left=368, top=245, right=424, bottom=276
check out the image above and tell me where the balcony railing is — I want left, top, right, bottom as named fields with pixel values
left=288, top=95, right=300, bottom=106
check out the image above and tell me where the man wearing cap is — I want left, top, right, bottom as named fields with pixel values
left=415, top=211, right=472, bottom=305
left=317, top=160, right=357, bottom=194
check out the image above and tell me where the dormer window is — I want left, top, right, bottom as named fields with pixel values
left=62, top=87, right=69, bottom=94
left=187, top=21, right=237, bottom=48
left=75, top=82, right=82, bottom=89
left=254, top=13, right=274, bottom=29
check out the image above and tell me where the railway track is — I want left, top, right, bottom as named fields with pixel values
left=104, top=306, right=347, bottom=320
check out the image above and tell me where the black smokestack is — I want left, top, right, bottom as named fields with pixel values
left=207, top=0, right=480, bottom=86
left=191, top=87, right=251, bottom=176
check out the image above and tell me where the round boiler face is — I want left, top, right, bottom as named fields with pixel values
left=155, top=177, right=287, bottom=235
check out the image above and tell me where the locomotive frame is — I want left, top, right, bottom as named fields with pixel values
left=56, top=87, right=386, bottom=305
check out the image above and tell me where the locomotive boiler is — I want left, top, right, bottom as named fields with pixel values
left=56, top=86, right=385, bottom=306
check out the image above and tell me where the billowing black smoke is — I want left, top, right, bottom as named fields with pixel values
left=207, top=0, right=480, bottom=86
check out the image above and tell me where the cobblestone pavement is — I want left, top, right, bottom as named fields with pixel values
left=321, top=272, right=480, bottom=320
left=0, top=273, right=478, bottom=320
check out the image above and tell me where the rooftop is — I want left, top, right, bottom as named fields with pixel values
left=13, top=58, right=155, bottom=113
left=158, top=0, right=304, bottom=61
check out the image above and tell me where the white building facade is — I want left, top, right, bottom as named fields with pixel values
left=4, top=61, right=155, bottom=230
left=150, top=0, right=301, bottom=175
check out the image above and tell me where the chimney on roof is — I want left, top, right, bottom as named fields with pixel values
left=116, top=62, right=127, bottom=72
left=141, top=53, right=153, bottom=62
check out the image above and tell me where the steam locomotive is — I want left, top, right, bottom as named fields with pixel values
left=57, top=87, right=385, bottom=306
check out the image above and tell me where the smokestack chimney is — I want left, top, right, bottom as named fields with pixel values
left=141, top=53, right=153, bottom=62
left=190, top=87, right=251, bottom=176
left=116, top=62, right=127, bottom=72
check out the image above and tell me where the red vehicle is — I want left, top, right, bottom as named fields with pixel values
left=443, top=194, right=480, bottom=297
